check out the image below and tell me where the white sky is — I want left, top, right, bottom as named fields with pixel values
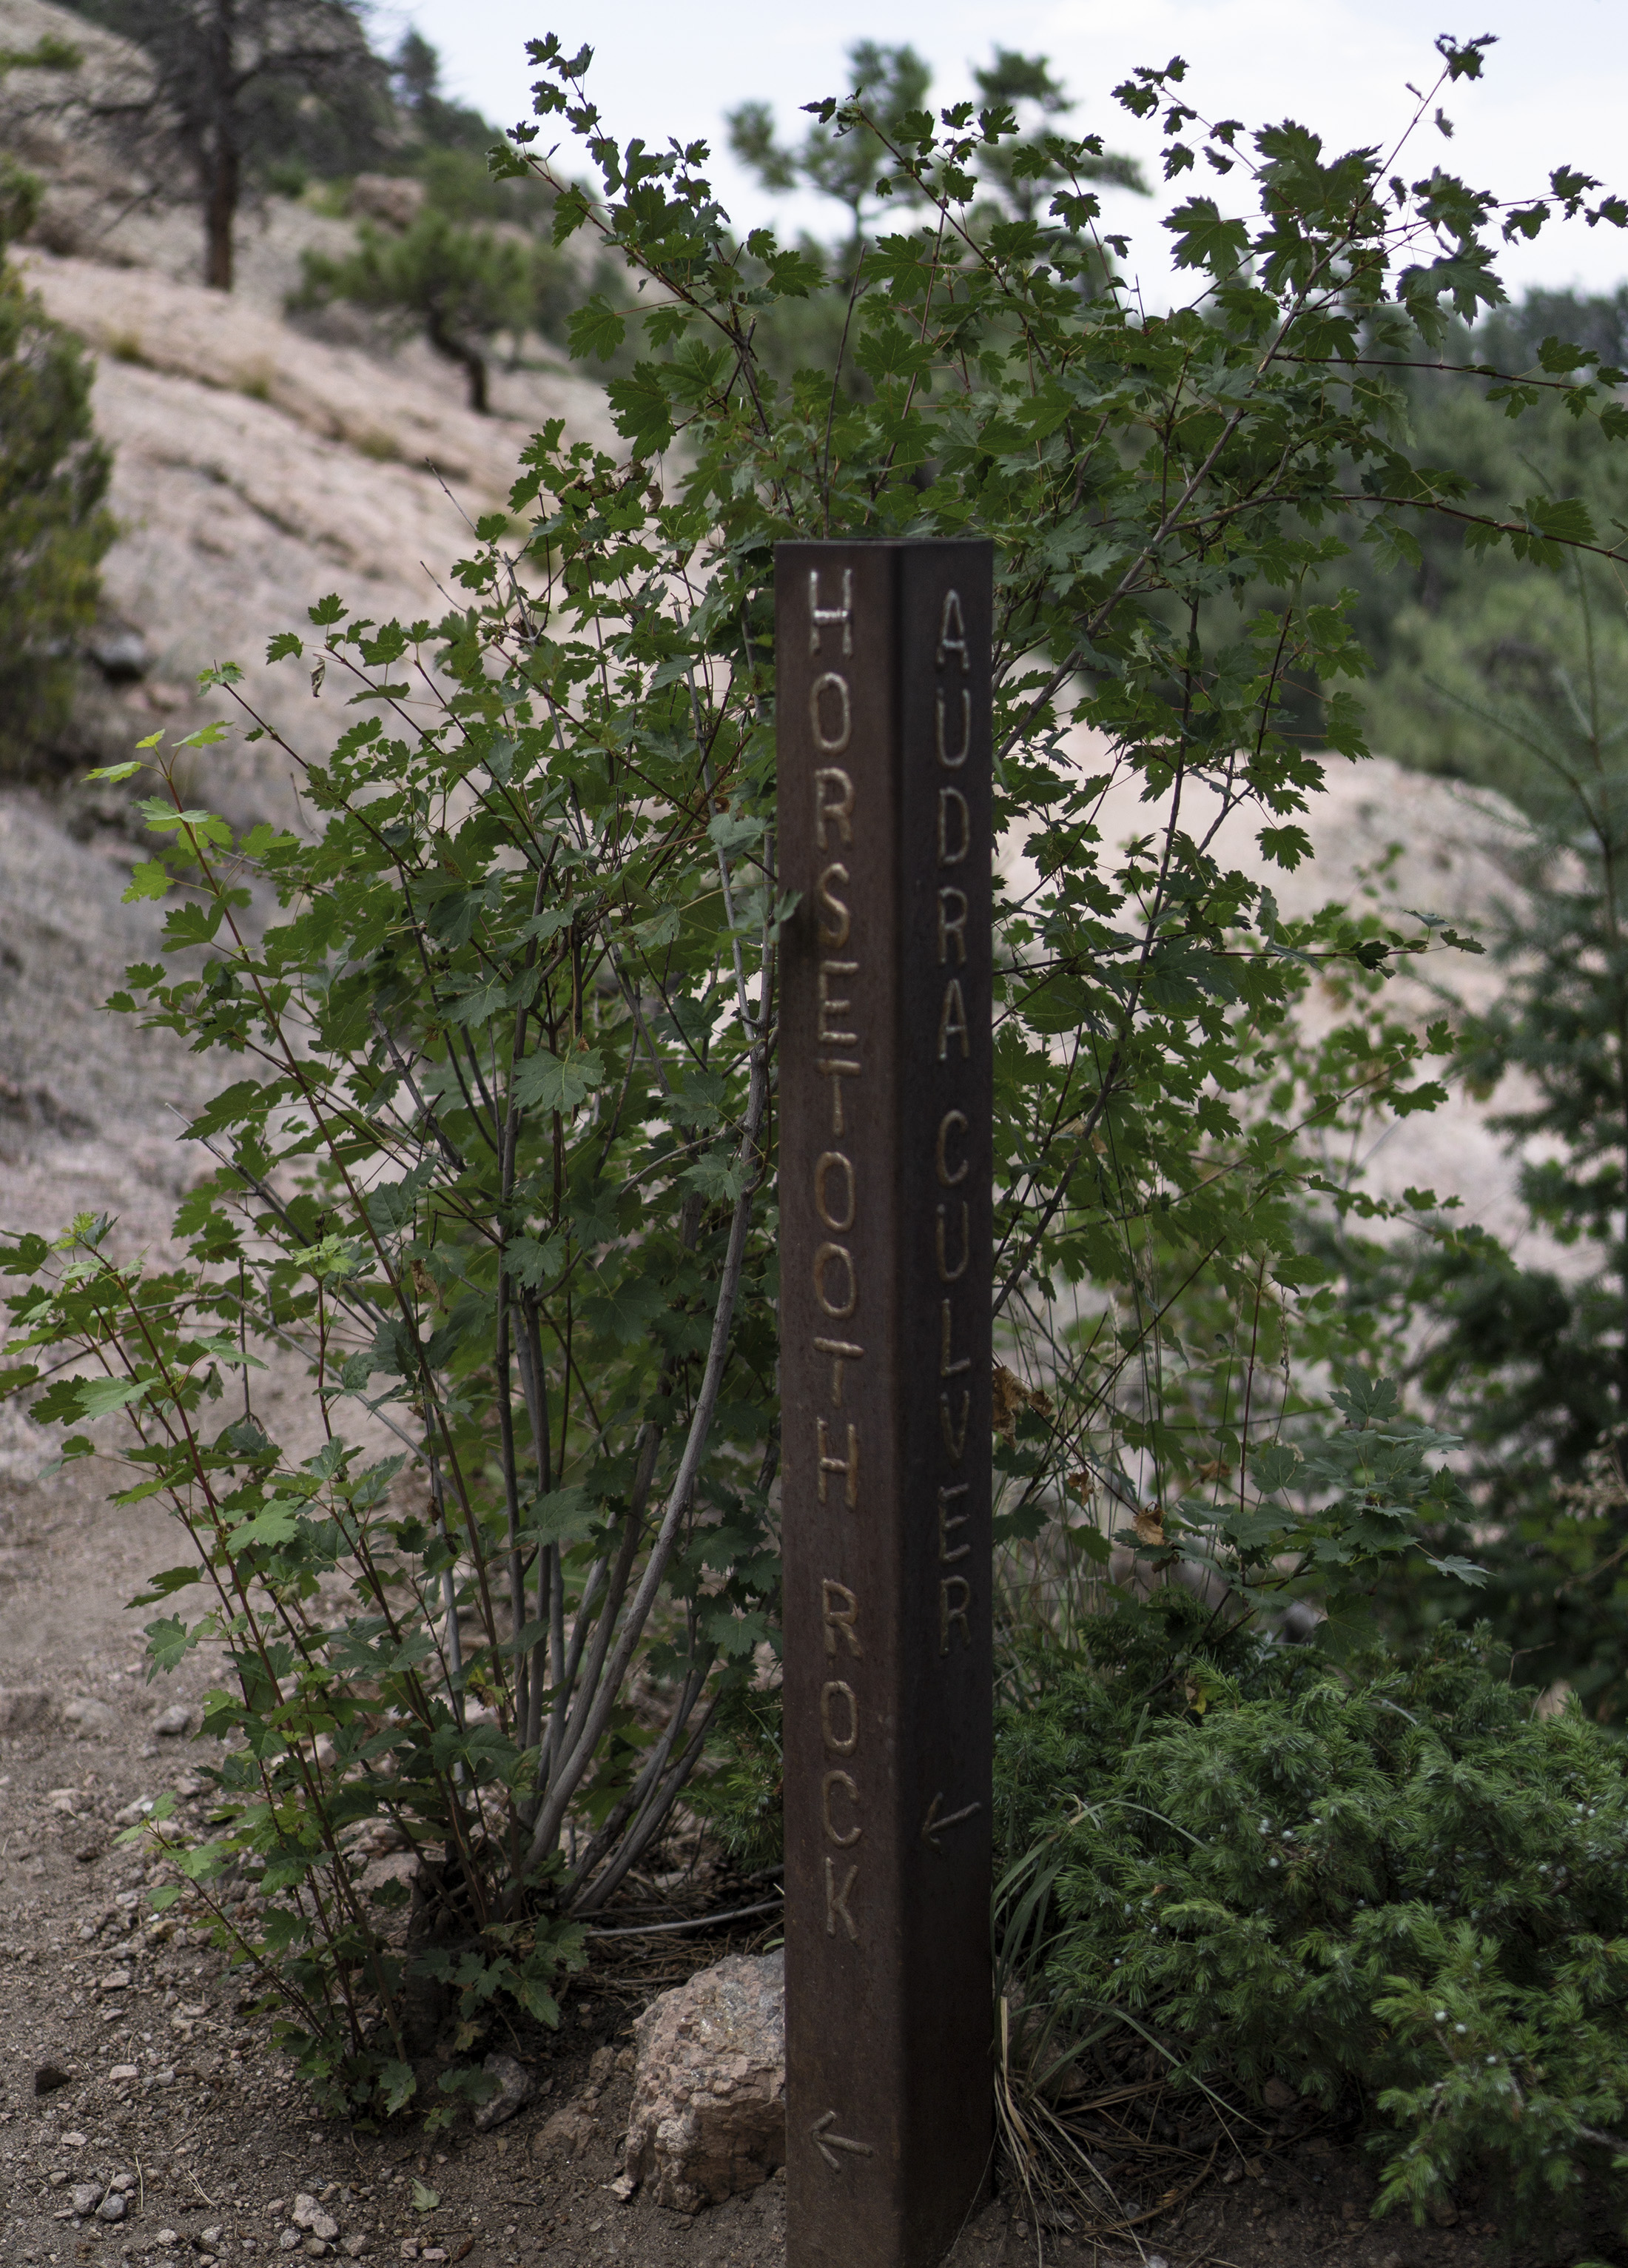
left=383, top=0, right=1628, bottom=312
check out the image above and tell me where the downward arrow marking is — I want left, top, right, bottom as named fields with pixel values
left=811, top=2110, right=875, bottom=2169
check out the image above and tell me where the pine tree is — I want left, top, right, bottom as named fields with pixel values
left=969, top=48, right=1147, bottom=219
left=292, top=209, right=557, bottom=415
left=0, top=159, right=114, bottom=767
left=388, top=27, right=491, bottom=161
left=727, top=41, right=935, bottom=251
left=61, top=0, right=388, bottom=289
left=1366, top=564, right=1628, bottom=1711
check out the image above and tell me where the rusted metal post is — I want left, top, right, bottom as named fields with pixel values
left=778, top=539, right=995, bottom=2268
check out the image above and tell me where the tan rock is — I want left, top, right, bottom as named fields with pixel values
left=291, top=2193, right=340, bottom=2241
left=624, top=1950, right=785, bottom=2214
left=529, top=2100, right=600, bottom=2160
left=349, top=175, right=426, bottom=231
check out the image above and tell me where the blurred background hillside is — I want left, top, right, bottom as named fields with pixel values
left=3, top=0, right=1625, bottom=816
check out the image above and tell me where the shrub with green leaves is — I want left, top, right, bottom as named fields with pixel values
left=1001, top=1617, right=1628, bottom=2237
left=1114, top=1366, right=1482, bottom=1657
left=6, top=30, right=1628, bottom=2124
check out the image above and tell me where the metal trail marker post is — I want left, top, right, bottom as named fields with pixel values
left=777, top=539, right=995, bottom=2268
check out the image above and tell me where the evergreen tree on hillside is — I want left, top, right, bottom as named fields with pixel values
left=1279, top=291, right=1628, bottom=796
left=969, top=47, right=1147, bottom=219
left=61, top=0, right=389, bottom=288
left=1345, top=561, right=1628, bottom=1713
left=727, top=41, right=935, bottom=249
left=728, top=41, right=1147, bottom=256
left=0, top=122, right=113, bottom=768
left=292, top=207, right=561, bottom=413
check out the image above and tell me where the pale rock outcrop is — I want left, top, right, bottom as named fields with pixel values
left=13, top=249, right=616, bottom=822
left=624, top=1951, right=786, bottom=2213
left=0, top=0, right=616, bottom=825
left=349, top=175, right=427, bottom=231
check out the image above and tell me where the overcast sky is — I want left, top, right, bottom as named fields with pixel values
left=381, top=0, right=1628, bottom=312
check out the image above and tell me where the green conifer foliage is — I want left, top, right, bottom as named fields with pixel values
left=0, top=161, right=114, bottom=767
left=1001, top=1619, right=1628, bottom=2238
left=1339, top=563, right=1628, bottom=1715
left=727, top=41, right=935, bottom=246
left=292, top=209, right=569, bottom=413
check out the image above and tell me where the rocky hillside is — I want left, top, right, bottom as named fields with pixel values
left=2, top=0, right=613, bottom=822
left=17, top=243, right=614, bottom=816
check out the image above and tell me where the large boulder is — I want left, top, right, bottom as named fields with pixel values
left=624, top=1950, right=786, bottom=2213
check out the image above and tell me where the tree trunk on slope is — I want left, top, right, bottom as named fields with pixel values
left=426, top=301, right=489, bottom=415
left=204, top=144, right=238, bottom=291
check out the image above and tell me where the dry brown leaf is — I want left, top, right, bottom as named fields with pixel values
left=991, top=1363, right=1027, bottom=1443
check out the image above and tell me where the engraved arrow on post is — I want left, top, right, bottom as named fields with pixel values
left=921, top=1791, right=982, bottom=1850
left=811, top=2110, right=875, bottom=2169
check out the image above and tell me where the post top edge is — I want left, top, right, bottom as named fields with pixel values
left=774, top=536, right=994, bottom=554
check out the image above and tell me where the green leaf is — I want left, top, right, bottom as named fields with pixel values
left=1250, top=1444, right=1301, bottom=1494
left=583, top=1270, right=667, bottom=1346
left=1166, top=195, right=1250, bottom=272
left=128, top=1566, right=203, bottom=1606
left=226, top=1501, right=304, bottom=1550
left=512, top=1046, right=604, bottom=1113
left=567, top=294, right=627, bottom=363
left=1522, top=492, right=1597, bottom=546
left=1424, top=1553, right=1487, bottom=1586
left=122, top=861, right=171, bottom=903
left=364, top=1161, right=436, bottom=1235
left=508, top=1232, right=565, bottom=1291
left=144, top=1617, right=198, bottom=1673
left=75, top=1374, right=158, bottom=1419
left=708, top=810, right=764, bottom=860
left=521, top=1488, right=596, bottom=1546
left=606, top=362, right=676, bottom=456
